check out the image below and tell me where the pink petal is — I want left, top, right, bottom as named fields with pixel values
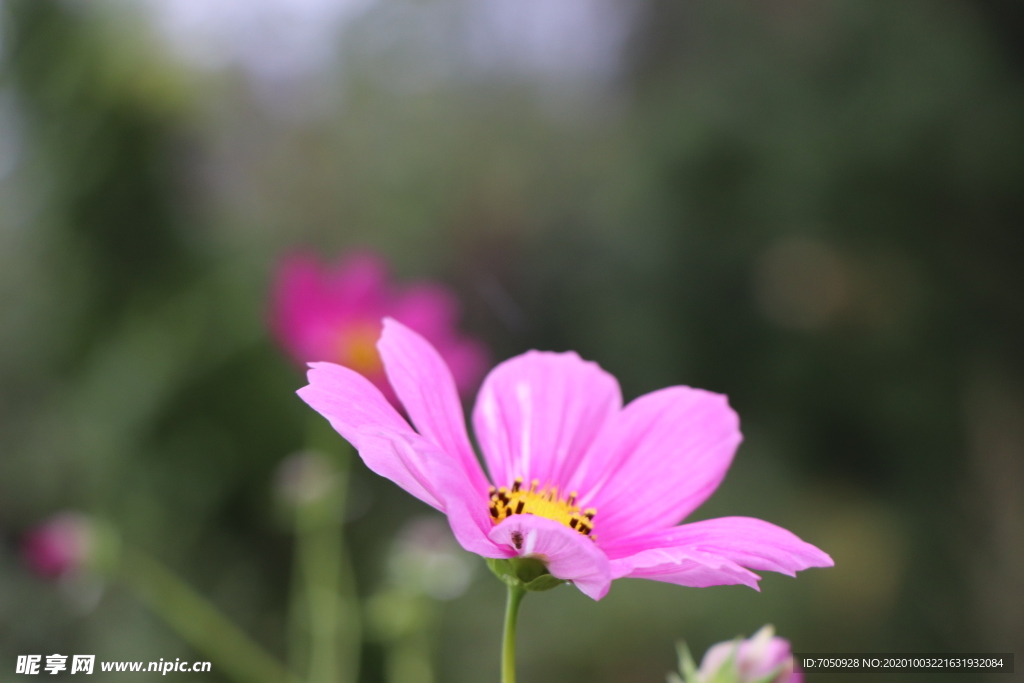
left=271, top=251, right=389, bottom=367
left=438, top=337, right=489, bottom=396
left=609, top=546, right=762, bottom=589
left=298, top=360, right=506, bottom=558
left=606, top=516, right=831, bottom=589
left=472, top=351, right=621, bottom=489
left=392, top=284, right=460, bottom=340
left=325, top=251, right=391, bottom=310
left=378, top=318, right=490, bottom=494
left=360, top=430, right=507, bottom=559
left=604, top=516, right=833, bottom=574
left=270, top=251, right=331, bottom=363
left=297, top=362, right=445, bottom=508
left=579, top=387, right=742, bottom=542
left=489, top=515, right=612, bottom=600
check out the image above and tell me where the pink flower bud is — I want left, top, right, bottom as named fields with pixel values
left=22, top=513, right=96, bottom=579
left=698, top=626, right=802, bottom=683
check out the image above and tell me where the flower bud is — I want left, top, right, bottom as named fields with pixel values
left=696, top=626, right=801, bottom=683
left=22, top=513, right=99, bottom=579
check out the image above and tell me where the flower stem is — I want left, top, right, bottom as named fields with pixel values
left=501, top=582, right=527, bottom=683
left=120, top=548, right=291, bottom=683
left=290, top=447, right=361, bottom=683
left=297, top=490, right=339, bottom=683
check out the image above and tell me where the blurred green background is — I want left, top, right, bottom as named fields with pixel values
left=1, top=0, right=1022, bottom=681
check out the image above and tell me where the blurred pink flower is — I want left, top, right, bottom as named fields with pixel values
left=698, top=626, right=802, bottom=683
left=22, top=513, right=95, bottom=579
left=271, top=250, right=487, bottom=401
left=298, top=319, right=832, bottom=600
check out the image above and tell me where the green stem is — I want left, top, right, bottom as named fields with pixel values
left=501, top=583, right=527, bottom=683
left=297, top=488, right=340, bottom=683
left=287, top=444, right=361, bottom=683
left=286, top=546, right=306, bottom=679
left=120, top=548, right=291, bottom=683
left=337, top=541, right=362, bottom=683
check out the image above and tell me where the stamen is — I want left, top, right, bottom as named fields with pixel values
left=487, top=481, right=598, bottom=540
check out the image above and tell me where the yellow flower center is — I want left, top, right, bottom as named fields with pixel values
left=488, top=478, right=597, bottom=540
left=337, top=324, right=383, bottom=376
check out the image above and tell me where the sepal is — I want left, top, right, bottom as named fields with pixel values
left=675, top=640, right=699, bottom=682
left=674, top=638, right=739, bottom=683
left=486, top=557, right=567, bottom=592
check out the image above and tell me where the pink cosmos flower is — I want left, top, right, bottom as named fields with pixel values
left=271, top=250, right=487, bottom=401
left=298, top=318, right=833, bottom=600
left=697, top=626, right=802, bottom=683
left=22, top=513, right=96, bottom=579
